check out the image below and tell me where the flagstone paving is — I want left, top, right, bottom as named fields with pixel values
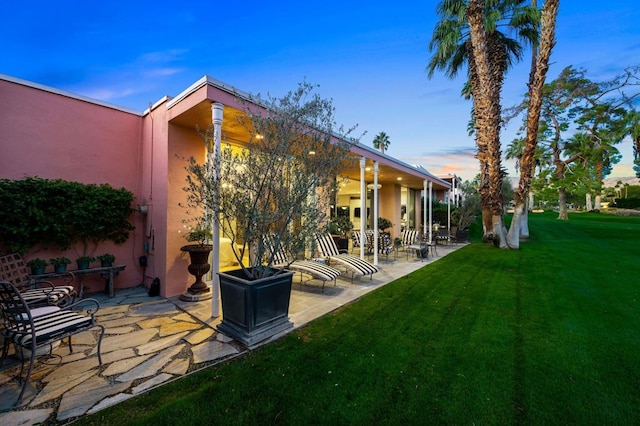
left=0, top=243, right=461, bottom=424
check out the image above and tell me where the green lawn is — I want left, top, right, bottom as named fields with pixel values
left=80, top=212, right=640, bottom=425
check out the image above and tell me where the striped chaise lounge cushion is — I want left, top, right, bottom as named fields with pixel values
left=314, top=233, right=378, bottom=281
left=267, top=235, right=341, bottom=292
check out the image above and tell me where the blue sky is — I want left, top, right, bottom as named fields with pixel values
left=3, top=1, right=639, bottom=181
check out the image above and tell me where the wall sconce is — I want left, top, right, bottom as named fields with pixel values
left=138, top=204, right=149, bottom=215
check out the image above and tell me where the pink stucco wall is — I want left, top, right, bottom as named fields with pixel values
left=0, top=77, right=145, bottom=293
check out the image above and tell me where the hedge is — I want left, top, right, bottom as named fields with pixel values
left=0, top=177, right=136, bottom=254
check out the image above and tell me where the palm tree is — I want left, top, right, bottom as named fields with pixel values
left=372, top=132, right=390, bottom=154
left=506, top=0, right=559, bottom=248
left=428, top=0, right=538, bottom=244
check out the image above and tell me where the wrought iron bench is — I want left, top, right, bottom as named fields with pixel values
left=0, top=280, right=104, bottom=405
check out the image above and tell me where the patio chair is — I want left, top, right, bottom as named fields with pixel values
left=265, top=236, right=341, bottom=293
left=0, top=253, right=77, bottom=307
left=399, top=229, right=419, bottom=259
left=351, top=230, right=362, bottom=254
left=376, top=233, right=396, bottom=260
left=314, top=233, right=378, bottom=282
left=0, top=280, right=104, bottom=404
left=435, top=227, right=451, bottom=245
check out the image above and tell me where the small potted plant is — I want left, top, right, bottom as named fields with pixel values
left=97, top=253, right=116, bottom=267
left=329, top=216, right=353, bottom=251
left=49, top=256, right=71, bottom=273
left=26, top=257, right=48, bottom=275
left=76, top=255, right=96, bottom=270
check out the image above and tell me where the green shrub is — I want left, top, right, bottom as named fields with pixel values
left=0, top=177, right=136, bottom=254
left=612, top=197, right=640, bottom=209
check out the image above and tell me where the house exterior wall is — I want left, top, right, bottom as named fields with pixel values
left=1, top=74, right=452, bottom=299
left=0, top=77, right=145, bottom=293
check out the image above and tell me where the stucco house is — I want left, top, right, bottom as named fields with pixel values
left=0, top=73, right=451, bottom=298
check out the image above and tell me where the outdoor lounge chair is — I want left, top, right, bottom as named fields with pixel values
left=314, top=233, right=378, bottom=282
left=0, top=280, right=104, bottom=404
left=374, top=232, right=396, bottom=260
left=399, top=229, right=419, bottom=259
left=264, top=236, right=341, bottom=293
left=0, top=253, right=77, bottom=307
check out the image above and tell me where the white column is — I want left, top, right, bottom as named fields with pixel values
left=428, top=181, right=433, bottom=243
left=423, top=180, right=428, bottom=239
left=211, top=102, right=224, bottom=318
left=373, top=162, right=379, bottom=266
left=447, top=189, right=451, bottom=232
left=359, top=157, right=366, bottom=260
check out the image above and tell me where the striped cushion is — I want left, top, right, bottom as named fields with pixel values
left=330, top=254, right=379, bottom=276
left=5, top=310, right=93, bottom=346
left=288, top=260, right=341, bottom=282
left=20, top=286, right=75, bottom=305
left=401, top=229, right=418, bottom=246
left=314, top=233, right=378, bottom=277
left=265, top=235, right=341, bottom=283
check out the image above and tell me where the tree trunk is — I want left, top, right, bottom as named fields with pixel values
left=520, top=204, right=530, bottom=239
left=557, top=187, right=568, bottom=220
left=507, top=0, right=559, bottom=247
left=594, top=194, right=602, bottom=211
left=586, top=192, right=593, bottom=211
left=481, top=206, right=493, bottom=241
left=467, top=0, right=506, bottom=244
left=506, top=202, right=525, bottom=248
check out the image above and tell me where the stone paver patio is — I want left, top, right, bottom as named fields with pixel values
left=0, top=243, right=461, bottom=424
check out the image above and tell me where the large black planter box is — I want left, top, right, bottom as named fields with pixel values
left=217, top=267, right=293, bottom=347
left=455, top=228, right=469, bottom=242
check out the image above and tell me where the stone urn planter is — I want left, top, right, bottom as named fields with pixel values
left=180, top=244, right=213, bottom=296
left=217, top=267, right=293, bottom=347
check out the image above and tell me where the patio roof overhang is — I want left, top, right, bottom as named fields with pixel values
left=164, top=76, right=451, bottom=193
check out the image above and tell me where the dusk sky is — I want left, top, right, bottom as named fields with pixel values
left=3, top=1, right=639, bottom=181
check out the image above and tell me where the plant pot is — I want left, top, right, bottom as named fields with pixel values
left=455, top=228, right=469, bottom=242
left=100, top=261, right=113, bottom=267
left=30, top=267, right=46, bottom=275
left=332, top=235, right=349, bottom=252
left=181, top=244, right=213, bottom=295
left=77, top=261, right=90, bottom=270
left=217, top=267, right=294, bottom=347
left=53, top=264, right=67, bottom=273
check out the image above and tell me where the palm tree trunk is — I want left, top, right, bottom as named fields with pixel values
left=507, top=0, right=559, bottom=248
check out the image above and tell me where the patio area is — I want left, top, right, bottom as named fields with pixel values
left=0, top=243, right=462, bottom=424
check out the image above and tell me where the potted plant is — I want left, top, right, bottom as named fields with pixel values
left=183, top=82, right=358, bottom=346
left=180, top=226, right=213, bottom=297
left=26, top=257, right=48, bottom=275
left=76, top=255, right=96, bottom=270
left=97, top=253, right=116, bottom=267
left=49, top=256, right=71, bottom=273
left=378, top=217, right=393, bottom=233
left=329, top=216, right=353, bottom=252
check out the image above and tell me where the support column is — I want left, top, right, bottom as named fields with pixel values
left=211, top=102, right=224, bottom=318
left=447, top=189, right=451, bottom=235
left=359, top=157, right=366, bottom=259
left=423, top=180, right=428, bottom=239
left=428, top=182, right=433, bottom=243
left=373, top=162, right=379, bottom=266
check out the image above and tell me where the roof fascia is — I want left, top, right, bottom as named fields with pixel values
left=0, top=73, right=143, bottom=116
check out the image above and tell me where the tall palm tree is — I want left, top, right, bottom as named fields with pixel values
left=428, top=0, right=538, bottom=244
left=372, top=132, right=391, bottom=154
left=506, top=0, right=559, bottom=248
